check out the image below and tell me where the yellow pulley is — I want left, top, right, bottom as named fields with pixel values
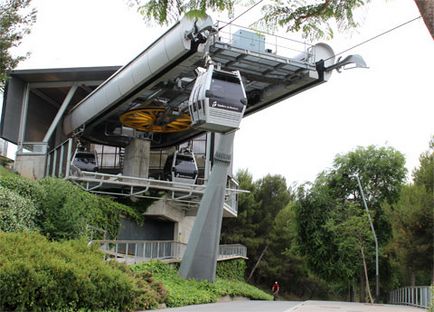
left=119, top=107, right=192, bottom=133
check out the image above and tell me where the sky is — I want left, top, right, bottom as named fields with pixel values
left=9, top=0, right=434, bottom=185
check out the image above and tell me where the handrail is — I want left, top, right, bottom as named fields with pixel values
left=90, top=240, right=247, bottom=264
left=389, top=286, right=432, bottom=309
left=68, top=171, right=247, bottom=214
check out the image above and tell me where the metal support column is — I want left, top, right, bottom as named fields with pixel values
left=17, top=84, right=30, bottom=148
left=43, top=84, right=78, bottom=143
left=179, top=132, right=235, bottom=282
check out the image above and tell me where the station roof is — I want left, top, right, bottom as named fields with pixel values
left=1, top=66, right=120, bottom=145
left=9, top=66, right=121, bottom=84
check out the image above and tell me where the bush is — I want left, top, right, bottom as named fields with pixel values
left=132, top=261, right=272, bottom=307
left=0, top=165, right=15, bottom=177
left=0, top=174, right=45, bottom=208
left=0, top=187, right=37, bottom=232
left=38, top=178, right=141, bottom=240
left=0, top=232, right=165, bottom=311
left=216, top=258, right=246, bottom=281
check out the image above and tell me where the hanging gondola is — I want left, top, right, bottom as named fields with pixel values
left=163, top=148, right=198, bottom=184
left=188, top=64, right=247, bottom=133
left=71, top=149, right=99, bottom=172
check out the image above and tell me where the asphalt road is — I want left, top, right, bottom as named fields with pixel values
left=155, top=300, right=425, bottom=312
left=156, top=300, right=300, bottom=312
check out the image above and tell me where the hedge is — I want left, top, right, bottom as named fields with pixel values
left=0, top=232, right=166, bottom=311
left=37, top=178, right=142, bottom=240
left=216, top=258, right=246, bottom=281
left=132, top=261, right=272, bottom=307
left=0, top=174, right=45, bottom=209
left=0, top=187, right=37, bottom=232
left=0, top=172, right=143, bottom=241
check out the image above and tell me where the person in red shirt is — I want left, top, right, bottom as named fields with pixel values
left=271, top=281, right=280, bottom=300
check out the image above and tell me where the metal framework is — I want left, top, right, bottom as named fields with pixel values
left=90, top=240, right=247, bottom=265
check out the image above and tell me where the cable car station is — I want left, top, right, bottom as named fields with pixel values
left=1, top=15, right=366, bottom=281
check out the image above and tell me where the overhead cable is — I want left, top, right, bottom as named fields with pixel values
left=325, top=16, right=422, bottom=61
left=218, top=0, right=266, bottom=30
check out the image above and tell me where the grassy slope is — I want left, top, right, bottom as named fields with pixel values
left=0, top=165, right=271, bottom=308
left=132, top=261, right=273, bottom=308
left=0, top=165, right=16, bottom=177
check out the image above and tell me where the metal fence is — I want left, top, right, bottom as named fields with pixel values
left=389, top=286, right=432, bottom=309
left=215, top=21, right=314, bottom=62
left=90, top=240, right=247, bottom=264
left=46, top=138, right=73, bottom=178
left=218, top=244, right=247, bottom=259
left=91, top=240, right=186, bottom=264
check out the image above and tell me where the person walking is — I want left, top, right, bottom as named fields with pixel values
left=271, top=281, right=280, bottom=300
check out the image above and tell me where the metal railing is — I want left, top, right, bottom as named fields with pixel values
left=389, top=286, right=432, bottom=309
left=46, top=138, right=74, bottom=178
left=17, top=141, right=48, bottom=155
left=218, top=244, right=247, bottom=259
left=90, top=240, right=247, bottom=264
left=68, top=171, right=245, bottom=215
left=215, top=21, right=314, bottom=63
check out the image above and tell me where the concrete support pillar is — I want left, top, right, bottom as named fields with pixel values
left=14, top=154, right=46, bottom=180
left=179, top=132, right=235, bottom=282
left=122, top=138, right=150, bottom=178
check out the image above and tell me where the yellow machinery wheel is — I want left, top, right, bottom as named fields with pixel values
left=119, top=108, right=192, bottom=133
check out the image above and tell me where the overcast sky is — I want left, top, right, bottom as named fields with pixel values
left=12, top=0, right=434, bottom=185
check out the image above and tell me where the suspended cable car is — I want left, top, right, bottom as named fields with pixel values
left=163, top=148, right=198, bottom=184
left=188, top=64, right=247, bottom=133
left=71, top=149, right=99, bottom=172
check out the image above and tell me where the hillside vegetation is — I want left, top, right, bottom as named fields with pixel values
left=0, top=171, right=141, bottom=239
left=0, top=166, right=271, bottom=310
left=221, top=144, right=433, bottom=302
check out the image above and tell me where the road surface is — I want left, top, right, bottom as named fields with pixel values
left=155, top=300, right=426, bottom=312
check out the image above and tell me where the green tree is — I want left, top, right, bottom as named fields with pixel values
left=0, top=0, right=36, bottom=90
left=296, top=175, right=341, bottom=282
left=134, top=0, right=433, bottom=40
left=260, top=201, right=330, bottom=299
left=329, top=145, right=407, bottom=243
left=221, top=169, right=259, bottom=247
left=135, top=0, right=368, bottom=39
left=412, top=142, right=433, bottom=193
left=325, top=203, right=375, bottom=303
left=296, top=145, right=406, bottom=301
left=385, top=184, right=433, bottom=286
left=221, top=171, right=291, bottom=283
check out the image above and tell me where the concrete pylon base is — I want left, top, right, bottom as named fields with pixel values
left=179, top=132, right=235, bottom=282
left=122, top=138, right=151, bottom=179
left=14, top=154, right=46, bottom=180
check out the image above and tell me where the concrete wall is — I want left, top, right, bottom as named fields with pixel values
left=122, top=138, right=150, bottom=178
left=177, top=216, right=196, bottom=244
left=14, top=154, right=46, bottom=179
left=117, top=217, right=174, bottom=240
left=144, top=197, right=197, bottom=243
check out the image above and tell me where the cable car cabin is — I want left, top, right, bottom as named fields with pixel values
left=71, top=150, right=99, bottom=172
left=189, top=65, right=247, bottom=133
left=163, top=149, right=198, bottom=184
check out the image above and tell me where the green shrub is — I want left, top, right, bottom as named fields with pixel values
left=37, top=178, right=141, bottom=240
left=0, top=187, right=37, bottom=232
left=0, top=232, right=165, bottom=311
left=0, top=165, right=15, bottom=177
left=216, top=258, right=246, bottom=281
left=132, top=261, right=272, bottom=307
left=0, top=174, right=45, bottom=208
